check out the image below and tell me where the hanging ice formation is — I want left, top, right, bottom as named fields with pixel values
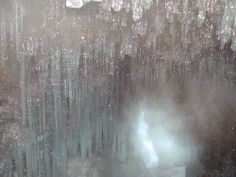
left=0, top=0, right=236, bottom=177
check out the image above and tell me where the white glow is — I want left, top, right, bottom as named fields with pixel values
left=143, top=140, right=154, bottom=151
left=66, top=0, right=83, bottom=8
left=137, top=112, right=159, bottom=168
left=66, top=0, right=103, bottom=8
left=135, top=109, right=192, bottom=167
left=138, top=112, right=148, bottom=137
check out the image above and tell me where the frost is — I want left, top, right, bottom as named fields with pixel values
left=111, top=0, right=123, bottom=11
left=66, top=0, right=103, bottom=8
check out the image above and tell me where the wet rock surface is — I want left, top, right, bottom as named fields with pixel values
left=0, top=0, right=236, bottom=177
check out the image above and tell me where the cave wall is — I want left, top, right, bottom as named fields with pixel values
left=0, top=0, right=236, bottom=177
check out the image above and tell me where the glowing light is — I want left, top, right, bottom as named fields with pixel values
left=66, top=0, right=103, bottom=8
left=133, top=107, right=195, bottom=170
left=66, top=0, right=83, bottom=8
left=137, top=111, right=159, bottom=168
left=143, top=140, right=154, bottom=151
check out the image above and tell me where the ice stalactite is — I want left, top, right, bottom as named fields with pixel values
left=111, top=0, right=123, bottom=12
left=220, top=0, right=236, bottom=50
left=196, top=0, right=207, bottom=28
left=0, top=14, right=6, bottom=62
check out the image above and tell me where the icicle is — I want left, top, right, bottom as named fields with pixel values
left=230, top=0, right=236, bottom=51
left=231, top=17, right=236, bottom=50
left=165, top=0, right=179, bottom=24
left=0, top=15, right=6, bottom=61
left=20, top=4, right=25, bottom=33
left=220, top=3, right=234, bottom=48
left=141, top=0, right=152, bottom=10
left=196, top=0, right=206, bottom=28
left=14, top=0, right=24, bottom=62
left=20, top=55, right=27, bottom=127
left=180, top=0, right=194, bottom=48
left=112, top=0, right=123, bottom=11
left=131, top=0, right=143, bottom=22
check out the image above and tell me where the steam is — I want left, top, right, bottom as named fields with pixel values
left=137, top=111, right=159, bottom=168
left=130, top=99, right=198, bottom=169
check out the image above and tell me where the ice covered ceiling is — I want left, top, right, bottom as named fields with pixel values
left=65, top=0, right=236, bottom=50
left=1, top=0, right=236, bottom=62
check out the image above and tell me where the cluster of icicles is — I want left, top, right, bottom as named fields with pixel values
left=0, top=0, right=236, bottom=63
left=66, top=0, right=236, bottom=51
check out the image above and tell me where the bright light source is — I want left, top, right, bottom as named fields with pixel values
left=143, top=140, right=154, bottom=151
left=66, top=0, right=83, bottom=8
left=66, top=0, right=103, bottom=8
left=137, top=111, right=159, bottom=168
left=133, top=108, right=195, bottom=169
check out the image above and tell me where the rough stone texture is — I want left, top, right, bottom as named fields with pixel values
left=0, top=0, right=236, bottom=177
